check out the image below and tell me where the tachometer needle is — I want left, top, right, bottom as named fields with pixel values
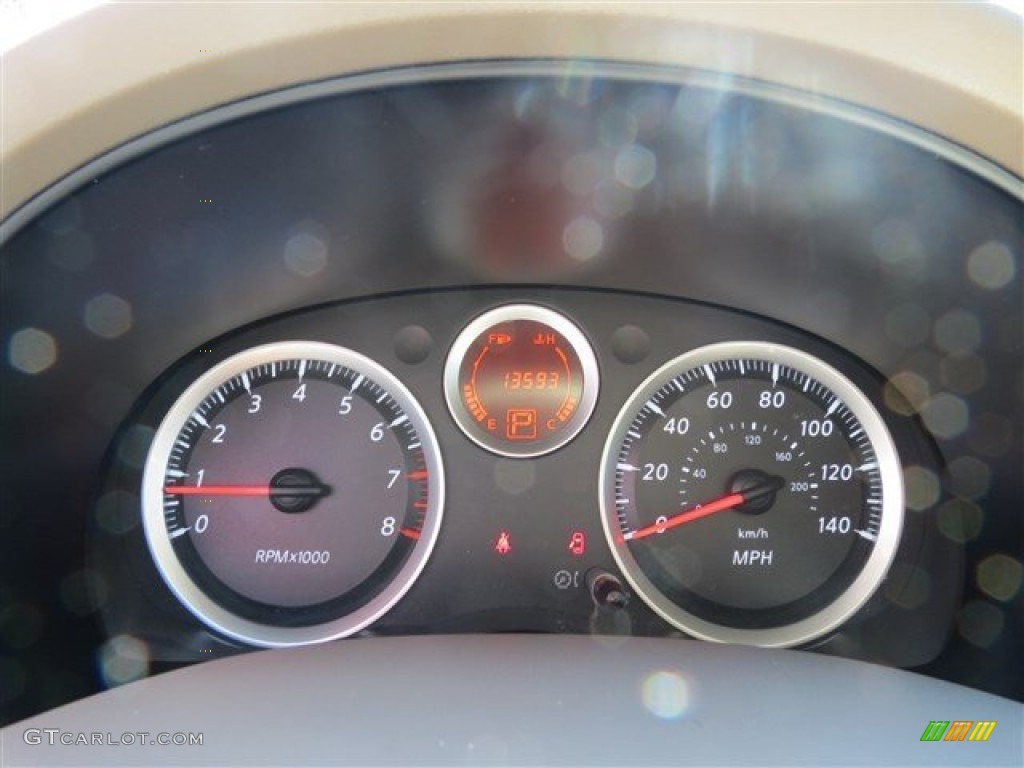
left=165, top=467, right=333, bottom=514
left=164, top=484, right=330, bottom=497
left=625, top=474, right=784, bottom=541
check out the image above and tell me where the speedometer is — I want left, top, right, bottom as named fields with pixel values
left=599, top=342, right=903, bottom=647
left=142, top=341, right=444, bottom=647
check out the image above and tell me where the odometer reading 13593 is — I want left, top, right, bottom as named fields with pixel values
left=445, top=304, right=599, bottom=458
left=599, top=342, right=903, bottom=647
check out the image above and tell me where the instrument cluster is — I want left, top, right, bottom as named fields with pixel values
left=4, top=64, right=1019, bottom=718
left=93, top=288, right=955, bottom=667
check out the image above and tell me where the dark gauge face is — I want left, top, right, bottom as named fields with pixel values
left=142, top=341, right=444, bottom=647
left=444, top=305, right=599, bottom=457
left=600, top=342, right=903, bottom=647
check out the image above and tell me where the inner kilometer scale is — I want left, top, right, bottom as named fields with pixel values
left=599, top=341, right=903, bottom=647
left=142, top=341, right=444, bottom=647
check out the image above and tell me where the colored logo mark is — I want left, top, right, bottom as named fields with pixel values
left=920, top=721, right=996, bottom=742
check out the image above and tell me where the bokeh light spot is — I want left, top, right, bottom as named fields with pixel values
left=946, top=456, right=991, bottom=501
left=884, top=564, right=931, bottom=610
left=967, top=412, right=1014, bottom=458
left=615, top=144, right=657, bottom=190
left=563, top=216, right=604, bottom=261
left=933, top=310, right=981, bottom=356
left=99, top=635, right=150, bottom=687
left=8, top=328, right=57, bottom=374
left=903, top=466, right=941, bottom=511
left=284, top=226, right=329, bottom=278
left=967, top=241, right=1015, bottom=290
left=641, top=670, right=691, bottom=720
left=84, top=293, right=133, bottom=339
left=872, top=218, right=926, bottom=278
left=936, top=498, right=985, bottom=544
left=493, top=459, right=536, bottom=496
left=956, top=601, right=1005, bottom=649
left=939, top=354, right=987, bottom=395
left=976, top=554, right=1023, bottom=603
left=921, top=393, right=969, bottom=440
left=884, top=371, right=930, bottom=415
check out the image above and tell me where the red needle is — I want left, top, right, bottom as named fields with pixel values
left=164, top=485, right=272, bottom=496
left=626, top=492, right=746, bottom=541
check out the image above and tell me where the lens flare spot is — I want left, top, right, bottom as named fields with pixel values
left=84, top=293, right=133, bottom=339
left=95, top=490, right=140, bottom=535
left=563, top=216, right=604, bottom=261
left=921, top=393, right=969, bottom=440
left=599, top=107, right=640, bottom=149
left=884, top=564, right=932, bottom=610
left=47, top=229, right=95, bottom=272
left=933, top=310, right=981, bottom=356
left=283, top=226, right=329, bottom=278
left=936, top=498, right=984, bottom=544
left=8, top=327, right=58, bottom=374
left=956, top=601, right=1005, bottom=649
left=615, top=144, right=657, bottom=190
left=976, top=554, right=1023, bottom=603
left=872, top=218, right=926, bottom=278
left=967, top=241, right=1016, bottom=290
left=493, top=459, right=536, bottom=496
left=946, top=456, right=991, bottom=501
left=967, top=412, right=1014, bottom=458
left=939, top=354, right=987, bottom=395
left=903, top=466, right=941, bottom=512
left=641, top=670, right=691, bottom=720
left=884, top=371, right=930, bottom=415
left=99, top=635, right=150, bottom=687
left=593, top=180, right=635, bottom=219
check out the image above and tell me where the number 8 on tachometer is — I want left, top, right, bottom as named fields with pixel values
left=599, top=341, right=903, bottom=647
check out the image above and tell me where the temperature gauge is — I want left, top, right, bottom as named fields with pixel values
left=444, top=305, right=598, bottom=457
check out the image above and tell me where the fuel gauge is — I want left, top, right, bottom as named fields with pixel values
left=444, top=305, right=599, bottom=457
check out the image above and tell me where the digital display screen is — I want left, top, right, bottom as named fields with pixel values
left=446, top=306, right=598, bottom=457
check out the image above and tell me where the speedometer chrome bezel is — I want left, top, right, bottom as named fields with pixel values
left=599, top=341, right=904, bottom=648
left=142, top=340, right=445, bottom=648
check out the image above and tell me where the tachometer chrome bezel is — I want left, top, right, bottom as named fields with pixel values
left=142, top=340, right=445, bottom=648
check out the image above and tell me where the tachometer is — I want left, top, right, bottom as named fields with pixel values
left=141, top=341, right=444, bottom=647
left=599, top=342, right=903, bottom=647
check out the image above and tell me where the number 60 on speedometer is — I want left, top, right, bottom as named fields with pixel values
left=599, top=341, right=904, bottom=647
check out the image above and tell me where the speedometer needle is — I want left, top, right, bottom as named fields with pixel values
left=625, top=474, right=784, bottom=542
